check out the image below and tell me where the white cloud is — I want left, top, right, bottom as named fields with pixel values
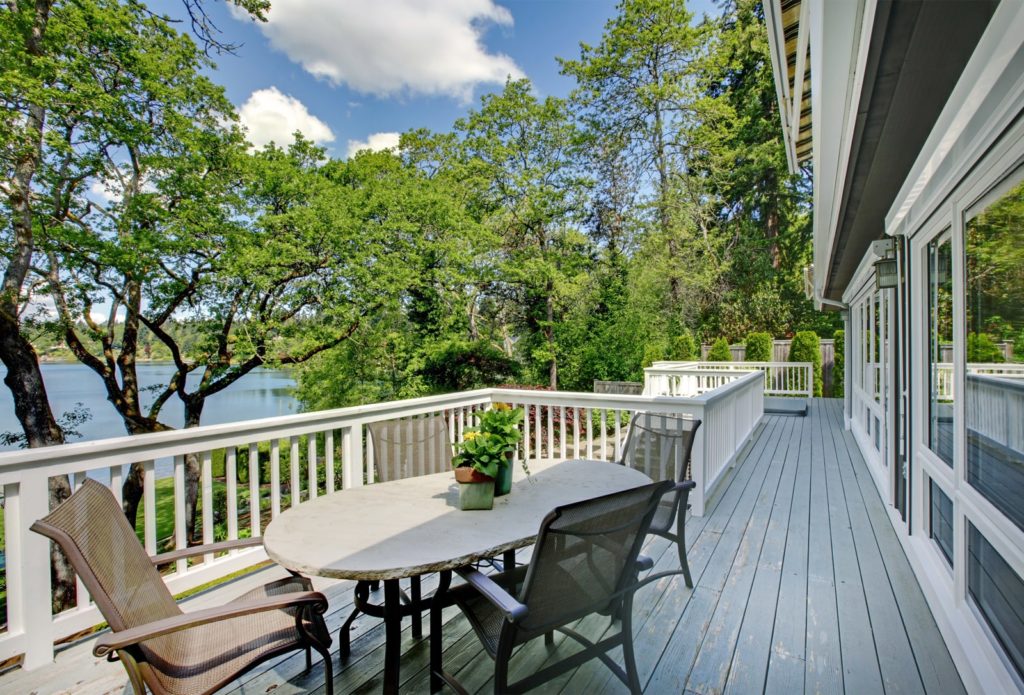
left=237, top=87, right=335, bottom=149
left=241, top=0, right=525, bottom=102
left=89, top=179, right=119, bottom=204
left=346, top=132, right=401, bottom=158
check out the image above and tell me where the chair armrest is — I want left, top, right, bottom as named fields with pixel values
left=151, top=537, right=264, bottom=565
left=635, top=554, right=654, bottom=572
left=93, top=591, right=327, bottom=657
left=455, top=567, right=529, bottom=622
left=674, top=480, right=697, bottom=492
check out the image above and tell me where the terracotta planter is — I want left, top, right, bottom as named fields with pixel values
left=454, top=466, right=493, bottom=484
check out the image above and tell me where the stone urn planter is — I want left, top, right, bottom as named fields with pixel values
left=454, top=466, right=495, bottom=510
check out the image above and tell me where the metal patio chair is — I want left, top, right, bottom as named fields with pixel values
left=338, top=413, right=453, bottom=656
left=31, top=479, right=333, bottom=695
left=429, top=480, right=677, bottom=694
left=619, top=412, right=701, bottom=587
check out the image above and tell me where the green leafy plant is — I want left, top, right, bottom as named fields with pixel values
left=790, top=331, right=822, bottom=396
left=452, top=404, right=525, bottom=478
left=745, top=332, right=772, bottom=362
left=967, top=332, right=1005, bottom=363
left=833, top=329, right=845, bottom=398
left=706, top=338, right=732, bottom=361
left=670, top=332, right=698, bottom=360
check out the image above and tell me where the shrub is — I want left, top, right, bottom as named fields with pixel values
left=790, top=330, right=822, bottom=396
left=642, top=342, right=667, bottom=367
left=967, top=332, right=1005, bottom=363
left=706, top=337, right=732, bottom=362
left=669, top=332, right=698, bottom=360
left=832, top=329, right=845, bottom=398
left=745, top=332, right=772, bottom=362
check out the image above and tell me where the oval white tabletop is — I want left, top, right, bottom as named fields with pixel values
left=263, top=459, right=651, bottom=581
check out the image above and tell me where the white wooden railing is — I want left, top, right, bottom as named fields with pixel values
left=933, top=362, right=1024, bottom=400
left=966, top=374, right=1024, bottom=453
left=0, top=374, right=763, bottom=668
left=646, top=361, right=813, bottom=399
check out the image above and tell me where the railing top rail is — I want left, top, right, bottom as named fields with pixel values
left=966, top=372, right=1024, bottom=393
left=643, top=368, right=758, bottom=378
left=0, top=375, right=765, bottom=477
left=0, top=388, right=494, bottom=473
left=648, top=360, right=811, bottom=369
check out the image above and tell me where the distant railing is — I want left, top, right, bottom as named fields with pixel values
left=933, top=363, right=1024, bottom=400
left=0, top=374, right=763, bottom=668
left=966, top=374, right=1024, bottom=454
left=646, top=361, right=813, bottom=399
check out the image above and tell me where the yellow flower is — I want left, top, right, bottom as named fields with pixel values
left=463, top=431, right=480, bottom=441
left=493, top=402, right=511, bottom=411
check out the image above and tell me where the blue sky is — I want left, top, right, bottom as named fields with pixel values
left=155, top=0, right=719, bottom=159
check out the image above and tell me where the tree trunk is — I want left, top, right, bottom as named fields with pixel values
left=183, top=402, right=205, bottom=544
left=0, top=0, right=76, bottom=614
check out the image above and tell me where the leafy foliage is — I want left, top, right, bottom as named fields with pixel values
left=790, top=331, right=822, bottom=396
left=967, top=332, right=1005, bottom=363
left=833, top=329, right=845, bottom=398
left=745, top=332, right=772, bottom=362
left=706, top=338, right=732, bottom=361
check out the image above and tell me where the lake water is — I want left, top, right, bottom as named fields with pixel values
left=0, top=362, right=299, bottom=456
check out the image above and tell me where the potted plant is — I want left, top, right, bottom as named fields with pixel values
left=474, top=403, right=525, bottom=496
left=452, top=404, right=525, bottom=508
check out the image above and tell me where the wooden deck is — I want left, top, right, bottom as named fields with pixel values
left=0, top=399, right=963, bottom=694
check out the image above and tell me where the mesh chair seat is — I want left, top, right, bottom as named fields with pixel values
left=140, top=588, right=320, bottom=695
left=30, top=480, right=333, bottom=695
left=431, top=481, right=675, bottom=695
left=618, top=413, right=701, bottom=587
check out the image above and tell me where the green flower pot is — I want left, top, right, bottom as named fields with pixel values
left=494, top=457, right=513, bottom=497
left=458, top=481, right=495, bottom=510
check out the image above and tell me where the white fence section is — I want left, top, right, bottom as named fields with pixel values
left=0, top=376, right=763, bottom=669
left=934, top=362, right=1024, bottom=400
left=646, top=361, right=813, bottom=399
left=966, top=373, right=1024, bottom=453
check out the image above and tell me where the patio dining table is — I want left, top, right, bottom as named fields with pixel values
left=262, top=457, right=651, bottom=694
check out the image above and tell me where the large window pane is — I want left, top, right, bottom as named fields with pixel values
left=928, top=235, right=954, bottom=466
left=929, top=479, right=953, bottom=567
left=968, top=524, right=1024, bottom=679
left=964, top=177, right=1024, bottom=531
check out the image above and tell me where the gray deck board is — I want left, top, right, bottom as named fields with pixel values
left=1, top=400, right=964, bottom=695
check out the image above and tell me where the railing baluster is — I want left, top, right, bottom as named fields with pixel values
left=326, top=430, right=336, bottom=491
left=248, top=443, right=260, bottom=538
left=270, top=440, right=281, bottom=518
left=559, top=406, right=567, bottom=459
left=307, top=435, right=318, bottom=500
left=289, top=436, right=300, bottom=508
left=201, top=450, right=214, bottom=564
left=547, top=405, right=554, bottom=458
left=534, top=404, right=542, bottom=460
left=573, top=407, right=581, bottom=459
left=365, top=426, right=375, bottom=484
left=523, top=402, right=531, bottom=462
left=173, top=455, right=187, bottom=575
left=600, top=410, right=608, bottom=461
left=226, top=447, right=238, bottom=546
left=614, top=410, right=622, bottom=461
left=5, top=476, right=55, bottom=668
left=586, top=408, right=593, bottom=459
left=143, top=460, right=156, bottom=555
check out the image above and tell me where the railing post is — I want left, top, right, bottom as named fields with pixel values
left=6, top=475, right=55, bottom=668
left=342, top=424, right=364, bottom=488
left=690, top=412, right=707, bottom=517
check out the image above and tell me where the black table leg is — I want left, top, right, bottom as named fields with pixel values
left=383, top=579, right=402, bottom=694
left=410, top=575, right=423, bottom=638
left=430, top=570, right=452, bottom=693
left=503, top=548, right=516, bottom=572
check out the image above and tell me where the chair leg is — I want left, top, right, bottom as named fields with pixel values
left=678, top=540, right=693, bottom=588
left=544, top=631, right=554, bottom=646
left=311, top=640, right=334, bottom=695
left=620, top=596, right=642, bottom=695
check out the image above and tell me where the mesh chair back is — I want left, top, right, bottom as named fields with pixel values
left=30, top=479, right=181, bottom=632
left=368, top=413, right=452, bottom=482
left=620, top=413, right=700, bottom=530
left=516, top=481, right=672, bottom=633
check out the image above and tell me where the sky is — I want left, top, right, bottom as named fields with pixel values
left=152, top=0, right=720, bottom=159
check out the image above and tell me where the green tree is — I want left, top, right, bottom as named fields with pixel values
left=745, top=332, right=772, bottom=361
left=670, top=332, right=699, bottom=360
left=456, top=79, right=591, bottom=388
left=706, top=337, right=732, bottom=361
left=790, top=330, right=822, bottom=396
left=833, top=329, right=845, bottom=398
